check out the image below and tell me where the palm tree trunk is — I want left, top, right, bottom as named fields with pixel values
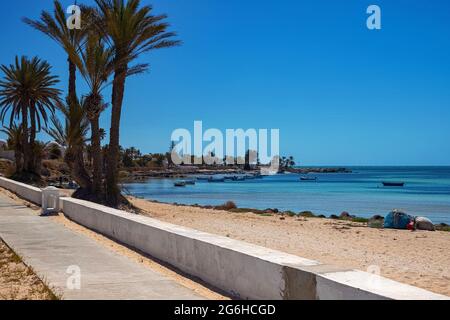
left=65, top=146, right=92, bottom=191
left=67, top=57, right=92, bottom=190
left=90, top=116, right=102, bottom=196
left=20, top=105, right=29, bottom=174
left=68, top=59, right=77, bottom=107
left=14, top=151, right=22, bottom=173
left=106, top=66, right=127, bottom=207
left=28, top=104, right=37, bottom=173
left=75, top=150, right=92, bottom=190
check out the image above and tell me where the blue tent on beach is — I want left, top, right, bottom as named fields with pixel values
left=384, top=210, right=414, bottom=229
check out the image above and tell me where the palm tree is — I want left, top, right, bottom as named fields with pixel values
left=45, top=100, right=91, bottom=190
left=75, top=31, right=114, bottom=196
left=95, top=0, right=180, bottom=206
left=45, top=114, right=67, bottom=147
left=0, top=124, right=23, bottom=171
left=23, top=1, right=88, bottom=108
left=288, top=156, right=295, bottom=168
left=99, top=128, right=106, bottom=141
left=0, top=56, right=61, bottom=175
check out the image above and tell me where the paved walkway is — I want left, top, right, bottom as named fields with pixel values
left=0, top=194, right=204, bottom=300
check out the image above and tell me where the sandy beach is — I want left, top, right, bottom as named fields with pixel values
left=129, top=197, right=450, bottom=296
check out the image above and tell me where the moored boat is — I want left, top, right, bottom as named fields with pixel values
left=196, top=176, right=212, bottom=181
left=209, top=178, right=225, bottom=182
left=300, top=176, right=317, bottom=181
left=174, top=181, right=187, bottom=187
left=382, top=181, right=405, bottom=187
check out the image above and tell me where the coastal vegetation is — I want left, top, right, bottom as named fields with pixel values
left=0, top=56, right=62, bottom=182
left=0, top=0, right=179, bottom=207
left=0, top=0, right=299, bottom=206
left=0, top=0, right=305, bottom=207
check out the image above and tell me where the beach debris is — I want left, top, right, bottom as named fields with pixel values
left=415, top=217, right=435, bottom=231
left=383, top=209, right=414, bottom=230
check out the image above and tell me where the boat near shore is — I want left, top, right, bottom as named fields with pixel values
left=382, top=181, right=405, bottom=187
left=208, top=177, right=225, bottom=183
left=300, top=176, right=317, bottom=182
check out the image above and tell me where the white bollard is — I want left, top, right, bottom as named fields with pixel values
left=42, top=186, right=60, bottom=215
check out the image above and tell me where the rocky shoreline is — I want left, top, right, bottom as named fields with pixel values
left=121, top=166, right=352, bottom=182
left=286, top=167, right=352, bottom=174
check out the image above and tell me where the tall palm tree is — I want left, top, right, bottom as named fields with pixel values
left=75, top=31, right=114, bottom=196
left=23, top=1, right=87, bottom=108
left=0, top=56, right=61, bottom=175
left=95, top=0, right=180, bottom=206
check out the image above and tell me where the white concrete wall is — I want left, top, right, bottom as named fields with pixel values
left=60, top=197, right=448, bottom=300
left=0, top=150, right=15, bottom=161
left=0, top=177, right=447, bottom=300
left=0, top=177, right=42, bottom=205
left=60, top=197, right=320, bottom=299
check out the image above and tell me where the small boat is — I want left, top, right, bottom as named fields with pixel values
left=174, top=181, right=187, bottom=187
left=382, top=181, right=405, bottom=187
left=184, top=180, right=196, bottom=185
left=196, top=176, right=212, bottom=181
left=300, top=176, right=317, bottom=181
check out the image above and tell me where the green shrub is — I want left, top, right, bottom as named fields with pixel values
left=215, top=201, right=237, bottom=211
left=299, top=211, right=316, bottom=218
left=284, top=211, right=296, bottom=217
left=351, top=217, right=369, bottom=223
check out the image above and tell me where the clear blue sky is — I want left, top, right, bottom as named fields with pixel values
left=0, top=0, right=449, bottom=165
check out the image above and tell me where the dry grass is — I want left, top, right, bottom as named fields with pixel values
left=0, top=239, right=59, bottom=300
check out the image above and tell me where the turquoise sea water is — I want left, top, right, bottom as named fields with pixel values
left=124, top=167, right=450, bottom=224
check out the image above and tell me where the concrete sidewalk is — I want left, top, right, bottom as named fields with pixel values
left=0, top=194, right=205, bottom=300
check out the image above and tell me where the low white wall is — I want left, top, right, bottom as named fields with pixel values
left=0, top=150, right=15, bottom=161
left=0, top=177, right=42, bottom=205
left=60, top=197, right=448, bottom=300
left=61, top=197, right=320, bottom=299
left=0, top=177, right=447, bottom=300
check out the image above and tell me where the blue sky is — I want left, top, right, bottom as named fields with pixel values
left=0, top=0, right=449, bottom=165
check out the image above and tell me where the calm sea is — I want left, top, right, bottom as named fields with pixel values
left=124, top=166, right=450, bottom=224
